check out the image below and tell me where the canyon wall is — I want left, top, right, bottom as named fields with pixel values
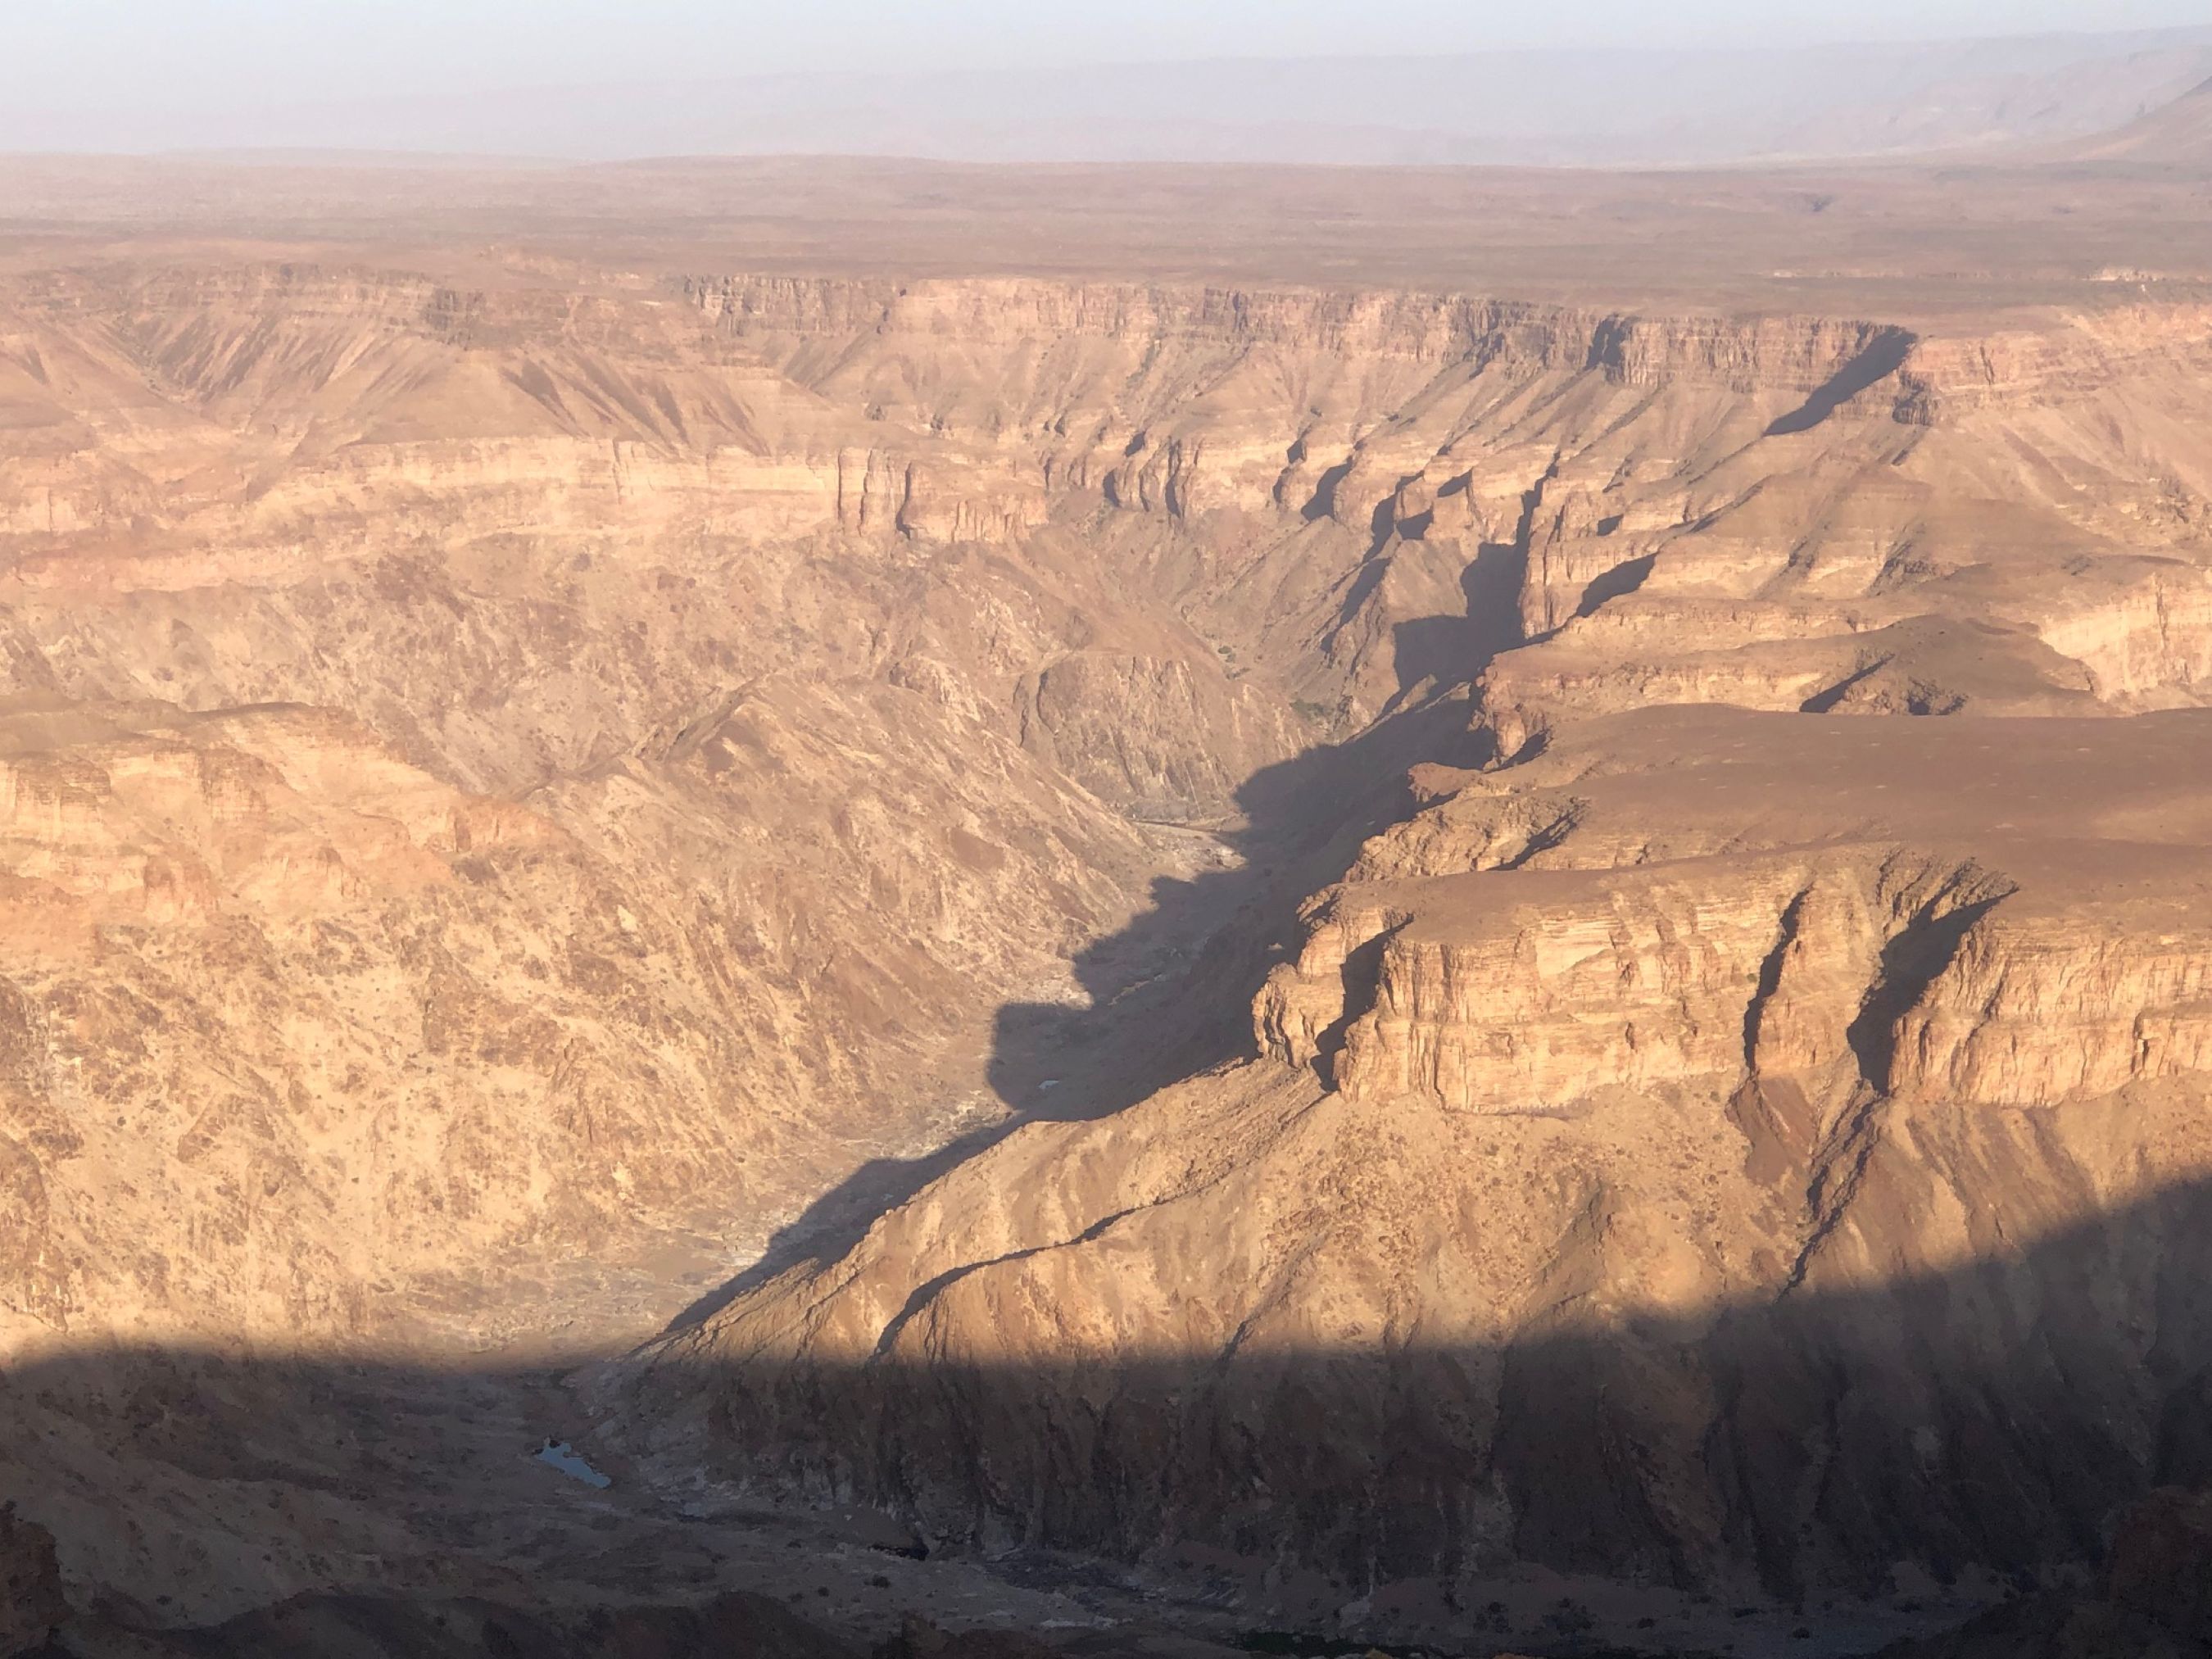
left=628, top=707, right=2212, bottom=1598
left=5, top=252, right=2212, bottom=1620
left=592, top=274, right=2212, bottom=1604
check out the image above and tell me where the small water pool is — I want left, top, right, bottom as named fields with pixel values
left=535, top=1439, right=613, bottom=1489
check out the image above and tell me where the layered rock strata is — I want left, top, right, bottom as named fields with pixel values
left=2, top=254, right=2211, bottom=1624
left=629, top=707, right=2212, bottom=1600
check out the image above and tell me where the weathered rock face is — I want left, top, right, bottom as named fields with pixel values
left=0, top=688, right=1164, bottom=1347
left=0, top=265, right=1951, bottom=1349
left=7, top=238, right=2212, bottom=1635
left=0, top=1505, right=65, bottom=1659
left=1261, top=709, right=2212, bottom=1116
left=1875, top=1487, right=2212, bottom=1657
left=629, top=707, right=2212, bottom=1598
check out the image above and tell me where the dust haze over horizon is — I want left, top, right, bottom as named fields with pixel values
left=8, top=0, right=2212, bottom=165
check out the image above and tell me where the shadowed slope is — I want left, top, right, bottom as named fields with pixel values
left=7, top=1171, right=2212, bottom=1653
left=619, top=705, right=2212, bottom=1620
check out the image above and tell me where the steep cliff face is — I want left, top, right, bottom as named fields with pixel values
left=630, top=705, right=2212, bottom=1601
left=9, top=265, right=2205, bottom=811
left=8, top=247, right=2212, bottom=1634
left=1261, top=708, right=2212, bottom=1115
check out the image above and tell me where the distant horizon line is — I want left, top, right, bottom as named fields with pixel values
left=11, top=18, right=2212, bottom=119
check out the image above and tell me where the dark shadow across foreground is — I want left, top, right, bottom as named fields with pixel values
left=10, top=1173, right=2212, bottom=1654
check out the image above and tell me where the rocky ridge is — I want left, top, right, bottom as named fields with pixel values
left=621, top=705, right=2212, bottom=1602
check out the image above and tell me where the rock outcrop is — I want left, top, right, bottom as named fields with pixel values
left=627, top=706, right=2212, bottom=1602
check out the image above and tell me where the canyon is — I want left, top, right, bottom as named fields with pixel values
left=3, top=71, right=2212, bottom=1659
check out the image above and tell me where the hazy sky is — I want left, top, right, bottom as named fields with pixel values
left=8, top=0, right=2212, bottom=109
